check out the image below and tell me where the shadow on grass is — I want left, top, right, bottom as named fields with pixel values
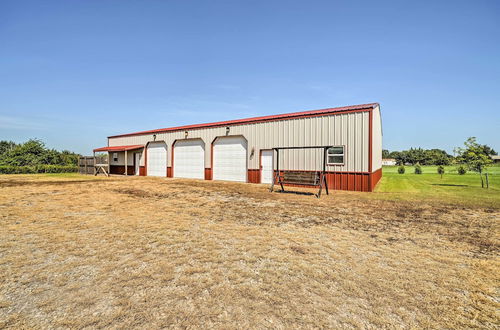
left=431, top=183, right=468, bottom=187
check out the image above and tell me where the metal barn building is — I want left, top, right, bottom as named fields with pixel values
left=94, top=103, right=382, bottom=192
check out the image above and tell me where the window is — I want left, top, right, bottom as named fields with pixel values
left=112, top=153, right=118, bottom=162
left=327, top=146, right=344, bottom=165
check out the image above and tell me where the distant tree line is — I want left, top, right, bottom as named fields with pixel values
left=382, top=143, right=497, bottom=166
left=382, top=148, right=453, bottom=165
left=0, top=139, right=79, bottom=174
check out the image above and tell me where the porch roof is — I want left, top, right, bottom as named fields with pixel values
left=93, top=145, right=144, bottom=152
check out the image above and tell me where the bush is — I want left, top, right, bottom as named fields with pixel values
left=0, top=165, right=78, bottom=174
left=457, top=165, right=467, bottom=175
left=0, top=139, right=79, bottom=167
left=437, top=165, right=445, bottom=178
left=414, top=164, right=422, bottom=174
left=398, top=165, right=405, bottom=174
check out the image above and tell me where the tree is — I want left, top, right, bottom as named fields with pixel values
left=389, top=151, right=401, bottom=159
left=0, top=139, right=80, bottom=167
left=437, top=165, right=445, bottom=179
left=382, top=149, right=390, bottom=159
left=414, top=163, right=422, bottom=174
left=388, top=148, right=452, bottom=165
left=0, top=139, right=47, bottom=166
left=0, top=141, right=17, bottom=156
left=59, top=150, right=79, bottom=166
left=393, top=151, right=408, bottom=165
left=481, top=145, right=497, bottom=156
left=457, top=165, right=467, bottom=175
left=433, top=152, right=450, bottom=166
left=455, top=137, right=493, bottom=188
left=403, top=148, right=429, bottom=165
left=425, top=149, right=451, bottom=165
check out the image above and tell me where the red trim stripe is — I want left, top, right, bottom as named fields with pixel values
left=94, top=145, right=144, bottom=152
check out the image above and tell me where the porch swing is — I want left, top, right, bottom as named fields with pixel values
left=269, top=146, right=332, bottom=198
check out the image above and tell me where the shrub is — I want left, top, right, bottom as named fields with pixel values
left=457, top=165, right=467, bottom=175
left=397, top=165, right=405, bottom=174
left=414, top=164, right=422, bottom=174
left=437, top=165, right=445, bottom=178
left=0, top=165, right=78, bottom=174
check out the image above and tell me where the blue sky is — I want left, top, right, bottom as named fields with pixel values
left=1, top=0, right=499, bottom=155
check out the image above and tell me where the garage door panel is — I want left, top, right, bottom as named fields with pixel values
left=147, top=142, right=167, bottom=177
left=213, top=136, right=247, bottom=182
left=174, top=139, right=205, bottom=179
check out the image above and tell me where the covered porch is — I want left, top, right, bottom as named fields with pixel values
left=93, top=145, right=145, bottom=176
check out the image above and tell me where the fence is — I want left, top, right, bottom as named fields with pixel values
left=78, top=156, right=95, bottom=175
left=78, top=155, right=108, bottom=175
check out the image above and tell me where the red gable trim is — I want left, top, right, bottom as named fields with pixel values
left=108, top=103, right=379, bottom=139
left=93, top=145, right=144, bottom=152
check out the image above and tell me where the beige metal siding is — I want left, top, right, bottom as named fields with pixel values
left=108, top=150, right=136, bottom=166
left=108, top=111, right=371, bottom=172
left=372, top=106, right=383, bottom=171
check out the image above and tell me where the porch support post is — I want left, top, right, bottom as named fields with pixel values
left=125, top=150, right=128, bottom=176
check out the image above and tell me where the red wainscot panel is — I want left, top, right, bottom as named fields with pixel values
left=370, top=168, right=383, bottom=191
left=247, top=169, right=260, bottom=184
left=110, top=165, right=135, bottom=175
left=325, top=172, right=370, bottom=192
left=363, top=172, right=370, bottom=192
left=354, top=174, right=363, bottom=191
left=167, top=167, right=172, bottom=178
left=139, top=166, right=146, bottom=176
left=205, top=168, right=212, bottom=180
left=198, top=169, right=381, bottom=192
left=271, top=170, right=375, bottom=192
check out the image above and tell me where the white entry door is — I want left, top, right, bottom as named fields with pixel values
left=134, top=153, right=141, bottom=175
left=173, top=139, right=205, bottom=179
left=147, top=142, right=167, bottom=177
left=213, top=136, right=247, bottom=182
left=261, top=150, right=274, bottom=184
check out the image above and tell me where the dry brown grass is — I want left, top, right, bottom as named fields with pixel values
left=0, top=174, right=499, bottom=328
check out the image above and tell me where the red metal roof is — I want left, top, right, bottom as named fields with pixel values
left=108, top=103, right=379, bottom=139
left=93, top=145, right=144, bottom=152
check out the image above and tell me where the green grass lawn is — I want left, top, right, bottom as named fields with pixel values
left=374, top=165, right=500, bottom=208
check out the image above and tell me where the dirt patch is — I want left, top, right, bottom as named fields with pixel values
left=114, top=188, right=176, bottom=199
left=0, top=175, right=499, bottom=328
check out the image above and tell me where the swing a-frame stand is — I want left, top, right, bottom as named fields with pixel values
left=269, top=146, right=331, bottom=198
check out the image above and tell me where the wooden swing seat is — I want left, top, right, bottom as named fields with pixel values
left=271, top=170, right=328, bottom=198
left=279, top=171, right=320, bottom=186
left=268, top=146, right=332, bottom=198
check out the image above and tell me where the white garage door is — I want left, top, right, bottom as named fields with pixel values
left=261, top=150, right=274, bottom=184
left=147, top=142, right=167, bottom=177
left=213, top=136, right=247, bottom=182
left=173, top=139, right=205, bottom=179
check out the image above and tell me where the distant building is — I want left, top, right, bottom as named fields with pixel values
left=491, top=155, right=500, bottom=164
left=382, top=158, right=397, bottom=166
